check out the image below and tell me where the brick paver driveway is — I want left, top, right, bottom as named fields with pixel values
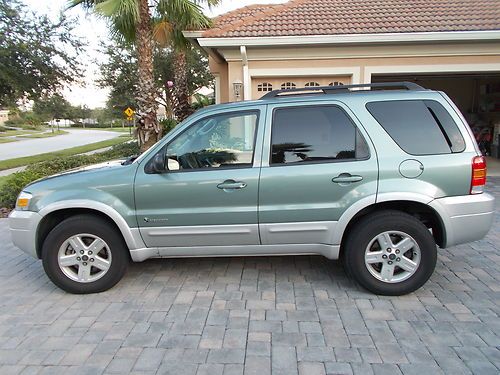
left=0, top=181, right=499, bottom=375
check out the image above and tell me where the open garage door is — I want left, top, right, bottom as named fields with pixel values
left=372, top=73, right=500, bottom=158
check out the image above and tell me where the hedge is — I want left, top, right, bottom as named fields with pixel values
left=0, top=141, right=140, bottom=209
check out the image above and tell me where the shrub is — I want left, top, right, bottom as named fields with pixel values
left=160, top=118, right=178, bottom=137
left=0, top=141, right=140, bottom=209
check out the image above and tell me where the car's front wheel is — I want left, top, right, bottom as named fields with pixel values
left=42, top=215, right=128, bottom=294
left=343, top=210, right=437, bottom=295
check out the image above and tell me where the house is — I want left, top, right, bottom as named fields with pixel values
left=186, top=0, right=500, bottom=156
left=0, top=109, right=9, bottom=125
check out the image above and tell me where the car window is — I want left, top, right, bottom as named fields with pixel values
left=270, top=105, right=369, bottom=165
left=166, top=111, right=258, bottom=171
left=366, top=100, right=465, bottom=155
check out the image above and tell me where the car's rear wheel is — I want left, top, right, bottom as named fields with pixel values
left=344, top=210, right=437, bottom=295
left=42, top=215, right=128, bottom=294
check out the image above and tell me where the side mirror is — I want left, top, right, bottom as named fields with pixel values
left=167, top=158, right=180, bottom=171
left=145, top=148, right=166, bottom=174
left=152, top=152, right=166, bottom=172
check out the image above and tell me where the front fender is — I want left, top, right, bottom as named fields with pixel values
left=38, top=199, right=146, bottom=251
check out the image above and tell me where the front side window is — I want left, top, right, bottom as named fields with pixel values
left=271, top=106, right=369, bottom=165
left=166, top=111, right=258, bottom=170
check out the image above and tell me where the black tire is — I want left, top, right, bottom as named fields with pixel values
left=343, top=210, right=437, bottom=296
left=42, top=215, right=129, bottom=294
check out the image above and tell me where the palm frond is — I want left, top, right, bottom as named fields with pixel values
left=95, top=0, right=140, bottom=42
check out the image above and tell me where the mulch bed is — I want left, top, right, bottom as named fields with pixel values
left=0, top=208, right=11, bottom=218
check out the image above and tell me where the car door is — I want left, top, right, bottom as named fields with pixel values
left=258, top=101, right=378, bottom=245
left=134, top=106, right=266, bottom=248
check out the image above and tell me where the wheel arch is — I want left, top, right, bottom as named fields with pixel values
left=36, top=201, right=144, bottom=259
left=336, top=196, right=446, bottom=257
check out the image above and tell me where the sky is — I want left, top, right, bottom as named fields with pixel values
left=24, top=0, right=289, bottom=109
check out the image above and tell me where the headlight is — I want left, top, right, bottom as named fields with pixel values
left=15, top=191, right=32, bottom=211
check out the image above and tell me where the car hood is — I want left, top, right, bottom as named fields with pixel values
left=27, top=159, right=127, bottom=187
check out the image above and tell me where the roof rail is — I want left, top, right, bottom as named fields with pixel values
left=260, top=81, right=425, bottom=99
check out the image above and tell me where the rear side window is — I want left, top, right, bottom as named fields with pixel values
left=271, top=106, right=369, bottom=165
left=366, top=100, right=465, bottom=155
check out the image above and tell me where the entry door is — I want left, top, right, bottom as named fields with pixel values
left=135, top=108, right=265, bottom=248
left=258, top=102, right=378, bottom=245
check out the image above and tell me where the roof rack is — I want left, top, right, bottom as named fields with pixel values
left=260, top=81, right=425, bottom=99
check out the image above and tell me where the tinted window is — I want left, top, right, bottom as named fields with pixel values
left=271, top=106, right=369, bottom=165
left=366, top=100, right=465, bottom=155
left=166, top=111, right=258, bottom=171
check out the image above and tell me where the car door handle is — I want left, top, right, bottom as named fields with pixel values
left=332, top=173, right=363, bottom=184
left=217, top=180, right=247, bottom=190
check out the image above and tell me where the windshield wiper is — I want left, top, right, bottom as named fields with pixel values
left=122, top=155, right=139, bottom=165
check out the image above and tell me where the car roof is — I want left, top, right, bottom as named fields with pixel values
left=197, top=87, right=443, bottom=114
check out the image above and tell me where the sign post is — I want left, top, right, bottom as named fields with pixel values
left=124, top=107, right=135, bottom=137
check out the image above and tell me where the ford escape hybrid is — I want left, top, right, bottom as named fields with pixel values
left=8, top=82, right=495, bottom=295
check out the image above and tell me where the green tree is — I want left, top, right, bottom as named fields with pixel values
left=0, top=0, right=84, bottom=107
left=71, top=0, right=218, bottom=152
left=98, top=36, right=212, bottom=120
left=33, top=94, right=72, bottom=131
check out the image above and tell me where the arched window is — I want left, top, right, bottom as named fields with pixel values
left=329, top=81, right=344, bottom=86
left=281, top=82, right=296, bottom=90
left=257, top=82, right=273, bottom=92
left=305, top=82, right=320, bottom=87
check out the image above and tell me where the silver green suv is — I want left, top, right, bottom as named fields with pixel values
left=8, top=82, right=495, bottom=295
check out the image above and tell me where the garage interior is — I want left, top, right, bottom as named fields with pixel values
left=372, top=73, right=500, bottom=158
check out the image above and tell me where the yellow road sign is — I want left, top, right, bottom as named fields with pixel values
left=126, top=116, right=134, bottom=121
left=124, top=107, right=134, bottom=117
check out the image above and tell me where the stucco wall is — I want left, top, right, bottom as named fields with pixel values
left=207, top=41, right=500, bottom=102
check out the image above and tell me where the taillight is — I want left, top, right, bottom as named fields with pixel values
left=471, top=156, right=486, bottom=194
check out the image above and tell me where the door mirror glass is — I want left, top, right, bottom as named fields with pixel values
left=145, top=147, right=167, bottom=174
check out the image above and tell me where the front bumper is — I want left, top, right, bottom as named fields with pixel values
left=8, top=210, right=42, bottom=259
left=430, top=192, right=495, bottom=248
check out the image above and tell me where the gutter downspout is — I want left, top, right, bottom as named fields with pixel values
left=240, top=46, right=250, bottom=100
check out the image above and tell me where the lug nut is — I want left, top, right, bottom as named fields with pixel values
left=77, top=257, right=81, bottom=261
left=382, top=254, right=388, bottom=259
left=387, top=248, right=391, bottom=252
left=90, top=258, right=94, bottom=262
left=396, top=257, right=401, bottom=262
left=82, top=262, right=87, bottom=266
left=80, top=250, right=84, bottom=254
left=88, top=251, right=93, bottom=255
left=395, top=249, right=400, bottom=254
left=388, top=261, right=393, bottom=265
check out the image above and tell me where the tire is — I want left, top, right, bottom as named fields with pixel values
left=42, top=215, right=129, bottom=294
left=343, top=210, right=437, bottom=296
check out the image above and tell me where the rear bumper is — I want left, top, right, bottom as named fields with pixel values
left=430, top=193, right=495, bottom=248
left=8, top=210, right=42, bottom=259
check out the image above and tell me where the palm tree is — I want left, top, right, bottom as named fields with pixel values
left=70, top=0, right=218, bottom=151
left=153, top=2, right=216, bottom=121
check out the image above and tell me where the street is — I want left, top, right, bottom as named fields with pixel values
left=0, top=129, right=122, bottom=160
left=0, top=180, right=498, bottom=375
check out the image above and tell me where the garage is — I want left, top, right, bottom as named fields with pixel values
left=252, top=76, right=350, bottom=97
left=372, top=73, right=500, bottom=157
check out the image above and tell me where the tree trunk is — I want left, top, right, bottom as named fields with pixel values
left=136, top=0, right=161, bottom=152
left=173, top=50, right=193, bottom=122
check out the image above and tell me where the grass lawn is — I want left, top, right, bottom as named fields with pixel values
left=76, top=126, right=133, bottom=133
left=0, top=136, right=132, bottom=171
left=0, top=129, right=43, bottom=137
left=18, top=130, right=68, bottom=138
left=0, top=138, right=18, bottom=143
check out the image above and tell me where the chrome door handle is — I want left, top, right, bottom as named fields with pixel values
left=332, top=173, right=363, bottom=184
left=217, top=180, right=247, bottom=190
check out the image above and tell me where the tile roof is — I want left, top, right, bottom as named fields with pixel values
left=203, top=0, right=500, bottom=38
